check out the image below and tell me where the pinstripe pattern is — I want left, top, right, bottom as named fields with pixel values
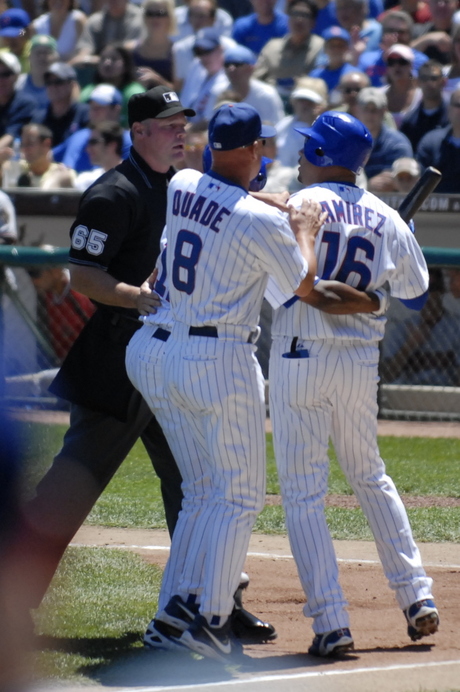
left=269, top=182, right=434, bottom=637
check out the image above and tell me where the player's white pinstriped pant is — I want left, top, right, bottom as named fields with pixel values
left=126, top=322, right=213, bottom=612
left=269, top=336, right=434, bottom=635
left=161, top=323, right=266, bottom=621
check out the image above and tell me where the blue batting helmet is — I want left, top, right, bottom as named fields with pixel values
left=294, top=111, right=373, bottom=174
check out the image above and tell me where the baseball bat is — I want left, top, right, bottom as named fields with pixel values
left=397, top=166, right=442, bottom=223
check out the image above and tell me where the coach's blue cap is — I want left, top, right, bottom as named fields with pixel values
left=208, top=103, right=276, bottom=151
left=322, top=25, right=351, bottom=44
left=224, top=45, right=257, bottom=66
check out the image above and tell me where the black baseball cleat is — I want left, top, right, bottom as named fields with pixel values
left=230, top=572, right=277, bottom=643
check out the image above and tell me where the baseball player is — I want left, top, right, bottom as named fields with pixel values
left=147, top=103, right=323, bottom=660
left=269, top=111, right=439, bottom=657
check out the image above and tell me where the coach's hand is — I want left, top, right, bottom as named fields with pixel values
left=289, top=198, right=326, bottom=240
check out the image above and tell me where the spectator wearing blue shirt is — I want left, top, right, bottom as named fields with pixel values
left=358, top=10, right=428, bottom=86
left=53, top=84, right=131, bottom=174
left=312, top=0, right=384, bottom=37
left=231, top=0, right=289, bottom=56
left=356, top=86, right=413, bottom=191
left=335, top=0, right=382, bottom=59
left=15, top=35, right=59, bottom=111
left=310, top=26, right=356, bottom=100
left=0, top=52, right=36, bottom=163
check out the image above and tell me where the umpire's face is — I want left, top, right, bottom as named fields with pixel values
left=133, top=113, right=187, bottom=172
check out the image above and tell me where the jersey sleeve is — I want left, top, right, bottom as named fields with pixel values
left=388, top=222, right=429, bottom=300
left=68, top=185, right=134, bottom=271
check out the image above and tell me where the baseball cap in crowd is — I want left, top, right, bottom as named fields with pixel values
left=224, top=44, right=256, bottom=66
left=357, top=86, right=387, bottom=109
left=391, top=157, right=420, bottom=177
left=385, top=43, right=414, bottom=64
left=45, top=62, right=77, bottom=82
left=0, top=52, right=21, bottom=75
left=193, top=27, right=221, bottom=54
left=290, top=87, right=324, bottom=104
left=322, top=26, right=351, bottom=44
left=128, top=86, right=195, bottom=126
left=208, top=103, right=276, bottom=151
left=89, top=84, right=123, bottom=106
left=30, top=34, right=58, bottom=51
left=0, top=8, right=30, bottom=37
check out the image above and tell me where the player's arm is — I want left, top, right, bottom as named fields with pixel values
left=301, top=280, right=385, bottom=315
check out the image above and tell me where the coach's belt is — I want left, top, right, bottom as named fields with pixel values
left=189, top=326, right=218, bottom=338
left=282, top=336, right=309, bottom=359
left=152, top=327, right=171, bottom=342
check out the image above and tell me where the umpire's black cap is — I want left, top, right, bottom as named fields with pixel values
left=128, top=86, right=195, bottom=126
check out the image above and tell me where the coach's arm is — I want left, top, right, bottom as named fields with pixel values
left=301, top=280, right=386, bottom=315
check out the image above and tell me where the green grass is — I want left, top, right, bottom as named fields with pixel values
left=15, top=420, right=460, bottom=684
left=22, top=422, right=460, bottom=541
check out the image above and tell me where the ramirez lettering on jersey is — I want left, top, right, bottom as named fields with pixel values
left=320, top=199, right=387, bottom=237
left=172, top=189, right=230, bottom=233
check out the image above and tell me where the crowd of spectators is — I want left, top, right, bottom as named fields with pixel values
left=1, top=0, right=460, bottom=195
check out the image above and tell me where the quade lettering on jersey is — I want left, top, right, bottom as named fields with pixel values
left=172, top=188, right=231, bottom=233
left=320, top=195, right=387, bottom=237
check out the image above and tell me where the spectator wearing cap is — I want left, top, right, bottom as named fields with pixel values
left=72, top=0, right=144, bottom=68
left=358, top=10, right=428, bottom=87
left=400, top=58, right=449, bottom=150
left=356, top=86, right=413, bottom=191
left=174, top=0, right=233, bottom=43
left=79, top=43, right=145, bottom=128
left=379, top=43, right=422, bottom=127
left=35, top=62, right=89, bottom=147
left=0, top=52, right=36, bottom=164
left=231, top=0, right=289, bottom=56
left=179, top=28, right=230, bottom=123
left=310, top=0, right=385, bottom=38
left=172, top=0, right=237, bottom=94
left=15, top=35, right=58, bottom=110
left=220, top=44, right=284, bottom=124
left=310, top=26, right=356, bottom=101
left=0, top=8, right=32, bottom=73
left=253, top=0, right=324, bottom=105
left=31, top=0, right=87, bottom=63
left=53, top=83, right=131, bottom=173
left=275, top=78, right=327, bottom=167
left=416, top=85, right=460, bottom=193
left=18, top=123, right=76, bottom=189
left=391, top=156, right=421, bottom=192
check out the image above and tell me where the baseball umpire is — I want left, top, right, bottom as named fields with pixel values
left=8, top=88, right=273, bottom=642
left=269, top=111, right=439, bottom=657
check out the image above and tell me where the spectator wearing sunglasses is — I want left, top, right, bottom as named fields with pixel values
left=179, top=28, right=230, bottom=123
left=126, top=0, right=176, bottom=91
left=220, top=44, right=284, bottom=124
left=35, top=62, right=89, bottom=147
left=400, top=58, right=449, bottom=150
left=75, top=120, right=124, bottom=191
left=380, top=43, right=422, bottom=127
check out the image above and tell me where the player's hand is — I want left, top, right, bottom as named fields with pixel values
left=288, top=199, right=326, bottom=239
left=136, top=280, right=161, bottom=315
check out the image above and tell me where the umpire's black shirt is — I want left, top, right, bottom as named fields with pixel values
left=68, top=146, right=174, bottom=318
left=50, top=147, right=174, bottom=419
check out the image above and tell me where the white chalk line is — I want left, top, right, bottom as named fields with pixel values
left=108, top=660, right=460, bottom=692
left=70, top=542, right=460, bottom=570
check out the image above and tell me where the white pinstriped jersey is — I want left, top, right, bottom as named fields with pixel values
left=272, top=182, right=429, bottom=342
left=163, top=168, right=309, bottom=329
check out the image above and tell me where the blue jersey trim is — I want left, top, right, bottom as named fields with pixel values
left=283, top=295, right=299, bottom=308
left=399, top=291, right=429, bottom=310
